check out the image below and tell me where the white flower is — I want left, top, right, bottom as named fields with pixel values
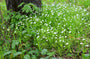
left=36, top=43, right=38, bottom=45
left=66, top=43, right=69, bottom=45
left=45, top=23, right=48, bottom=26
left=55, top=40, right=57, bottom=43
left=82, top=38, right=85, bottom=41
left=14, top=31, right=16, bottom=33
left=31, top=22, right=33, bottom=24
left=64, top=29, right=66, bottom=31
left=43, top=36, right=45, bottom=38
left=3, top=27, right=5, bottom=29
left=52, top=3, right=55, bottom=6
left=76, top=14, right=79, bottom=16
left=46, top=40, right=48, bottom=41
left=49, top=21, right=51, bottom=24
left=61, top=31, right=64, bottom=33
left=63, top=40, right=64, bottom=42
left=85, top=45, right=89, bottom=47
left=80, top=42, right=83, bottom=45
left=63, top=46, right=65, bottom=47
left=7, top=28, right=10, bottom=31
left=16, top=27, right=18, bottom=29
left=37, top=36, right=39, bottom=38
left=58, top=13, right=61, bottom=16
left=47, top=32, right=50, bottom=33
left=36, top=18, right=39, bottom=21
left=59, top=37, right=61, bottom=39
left=59, top=40, right=61, bottom=42
left=34, top=22, right=36, bottom=24
left=64, top=25, right=65, bottom=27
left=54, top=32, right=57, bottom=34
left=51, top=27, right=53, bottom=30
left=86, top=13, right=89, bottom=15
left=58, top=23, right=60, bottom=25
left=69, top=31, right=71, bottom=33
left=55, top=37, right=57, bottom=39
left=84, top=9, right=87, bottom=11
left=65, top=36, right=67, bottom=38
left=47, top=29, right=49, bottom=31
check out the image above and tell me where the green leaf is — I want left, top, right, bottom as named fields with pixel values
left=50, top=57, right=57, bottom=59
left=18, top=2, right=25, bottom=7
left=32, top=55, right=37, bottom=59
left=13, top=52, right=22, bottom=57
left=28, top=50, right=36, bottom=55
left=47, top=52, right=55, bottom=57
left=41, top=49, right=48, bottom=55
left=24, top=54, right=31, bottom=59
left=22, top=30, right=27, bottom=34
left=0, top=40, right=4, bottom=45
left=12, top=40, right=19, bottom=49
left=82, top=54, right=90, bottom=59
left=4, top=50, right=16, bottom=56
left=4, top=51, right=12, bottom=56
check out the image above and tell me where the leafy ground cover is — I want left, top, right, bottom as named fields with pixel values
left=0, top=0, right=90, bottom=59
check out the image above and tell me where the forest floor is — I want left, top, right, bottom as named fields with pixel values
left=0, top=0, right=90, bottom=59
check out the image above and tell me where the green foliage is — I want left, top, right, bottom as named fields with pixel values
left=82, top=54, right=90, bottom=59
left=0, top=0, right=90, bottom=59
left=41, top=49, right=48, bottom=55
left=24, top=54, right=30, bottom=59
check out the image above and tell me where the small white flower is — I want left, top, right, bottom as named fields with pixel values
left=7, top=28, right=10, bottom=31
left=36, top=18, right=39, bottom=21
left=63, top=46, right=65, bottom=47
left=24, top=36, right=26, bottom=38
left=3, top=27, right=5, bottom=29
left=46, top=40, right=48, bottom=41
left=82, top=18, right=84, bottom=20
left=82, top=38, right=85, bottom=41
left=34, top=22, right=36, bottom=24
left=86, top=13, right=89, bottom=15
left=85, top=45, right=89, bottom=47
left=69, top=31, right=71, bottom=33
left=61, top=31, right=64, bottom=33
left=59, top=40, right=61, bottom=42
left=45, top=23, right=48, bottom=26
left=66, top=43, right=69, bottom=45
left=65, top=36, right=67, bottom=38
left=49, top=21, right=51, bottom=24
left=54, top=32, right=57, bottom=34
left=47, top=32, right=50, bottom=33
left=31, top=22, right=33, bottom=24
left=55, top=40, right=57, bottom=43
left=43, top=36, right=45, bottom=38
left=55, top=37, right=57, bottom=39
left=37, top=36, right=39, bottom=38
left=36, top=43, right=38, bottom=45
left=64, top=29, right=66, bottom=31
left=30, top=17, right=32, bottom=18
left=59, top=37, right=61, bottom=39
left=51, top=27, right=53, bottom=30
left=58, top=23, right=60, bottom=25
left=80, top=42, right=83, bottom=45
left=63, top=40, right=64, bottom=42
left=47, top=29, right=49, bottom=31
left=64, top=25, right=65, bottom=27
left=84, top=9, right=87, bottom=11
left=52, top=3, right=55, bottom=6
left=40, top=21, right=42, bottom=23
left=14, top=31, right=16, bottom=33
left=76, top=14, right=79, bottom=16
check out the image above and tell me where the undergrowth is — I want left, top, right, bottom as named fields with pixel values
left=0, top=0, right=90, bottom=59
